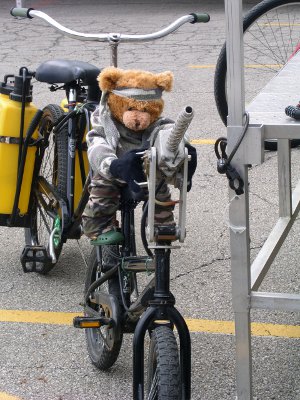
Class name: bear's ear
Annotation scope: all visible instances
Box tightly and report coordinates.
[98,67,124,91]
[155,71,173,92]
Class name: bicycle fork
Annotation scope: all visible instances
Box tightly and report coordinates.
[132,244,191,400]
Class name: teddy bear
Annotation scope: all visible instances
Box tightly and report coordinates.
[82,66,197,246]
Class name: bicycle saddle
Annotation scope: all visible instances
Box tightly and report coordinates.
[35,59,100,85]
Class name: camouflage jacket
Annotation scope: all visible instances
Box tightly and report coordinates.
[86,105,174,180]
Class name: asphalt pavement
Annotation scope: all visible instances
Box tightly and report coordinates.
[0,1,299,399]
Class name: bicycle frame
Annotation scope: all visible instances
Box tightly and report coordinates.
[61,82,91,220]
[79,187,191,399]
[42,81,94,238]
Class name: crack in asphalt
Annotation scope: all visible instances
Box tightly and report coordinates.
[249,190,277,207]
[171,254,231,281]
[171,242,266,282]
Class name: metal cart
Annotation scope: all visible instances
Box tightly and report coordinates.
[224,0,300,398]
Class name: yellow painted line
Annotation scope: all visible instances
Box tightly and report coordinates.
[188,64,216,69]
[0,309,75,326]
[0,393,22,400]
[188,64,282,69]
[186,318,235,335]
[0,309,299,338]
[259,22,300,27]
[251,322,300,338]
[186,319,300,338]
[190,139,216,145]
[244,64,283,69]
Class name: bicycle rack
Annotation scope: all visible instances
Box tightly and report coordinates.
[225,1,300,398]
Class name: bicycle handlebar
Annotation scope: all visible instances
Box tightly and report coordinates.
[190,13,210,23]
[10,8,210,43]
[10,7,33,18]
[167,106,194,152]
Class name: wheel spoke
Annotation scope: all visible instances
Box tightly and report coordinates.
[244,4,300,107]
[37,200,52,234]
[97,326,111,351]
[147,370,158,400]
[215,0,300,139]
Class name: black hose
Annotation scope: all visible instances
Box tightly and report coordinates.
[84,264,119,304]
[17,67,27,168]
[141,202,152,257]
[227,111,249,164]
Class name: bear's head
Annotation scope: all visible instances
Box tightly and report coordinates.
[98,67,173,131]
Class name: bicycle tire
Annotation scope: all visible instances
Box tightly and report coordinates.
[147,326,181,400]
[24,104,68,274]
[214,0,300,150]
[85,246,123,370]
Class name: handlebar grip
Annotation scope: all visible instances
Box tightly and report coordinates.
[285,105,300,120]
[10,8,34,18]
[190,13,210,23]
[167,106,194,152]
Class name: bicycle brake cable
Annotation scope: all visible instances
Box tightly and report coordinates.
[215,112,249,195]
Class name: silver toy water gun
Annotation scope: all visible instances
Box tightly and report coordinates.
[144,106,194,244]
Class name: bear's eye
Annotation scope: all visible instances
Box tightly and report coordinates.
[128,107,133,111]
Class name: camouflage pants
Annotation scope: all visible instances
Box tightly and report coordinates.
[82,173,174,238]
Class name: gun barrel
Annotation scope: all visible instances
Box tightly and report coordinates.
[167,106,194,152]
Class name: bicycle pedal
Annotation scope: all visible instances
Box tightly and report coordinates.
[20,245,52,273]
[73,316,113,329]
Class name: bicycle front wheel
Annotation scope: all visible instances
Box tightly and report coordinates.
[214,0,300,150]
[147,326,181,400]
[24,104,68,274]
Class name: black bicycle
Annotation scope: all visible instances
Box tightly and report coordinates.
[214,0,300,150]
[74,106,195,400]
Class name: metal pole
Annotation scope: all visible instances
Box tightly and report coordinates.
[224,0,253,398]
[277,139,292,218]
[109,34,120,67]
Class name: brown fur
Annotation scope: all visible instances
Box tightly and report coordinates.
[98,67,173,131]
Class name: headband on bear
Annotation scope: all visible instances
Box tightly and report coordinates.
[111,87,163,101]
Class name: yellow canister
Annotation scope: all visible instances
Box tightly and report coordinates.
[0,72,38,215]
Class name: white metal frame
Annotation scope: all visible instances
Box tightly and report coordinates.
[225,1,300,398]
[16,0,24,7]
